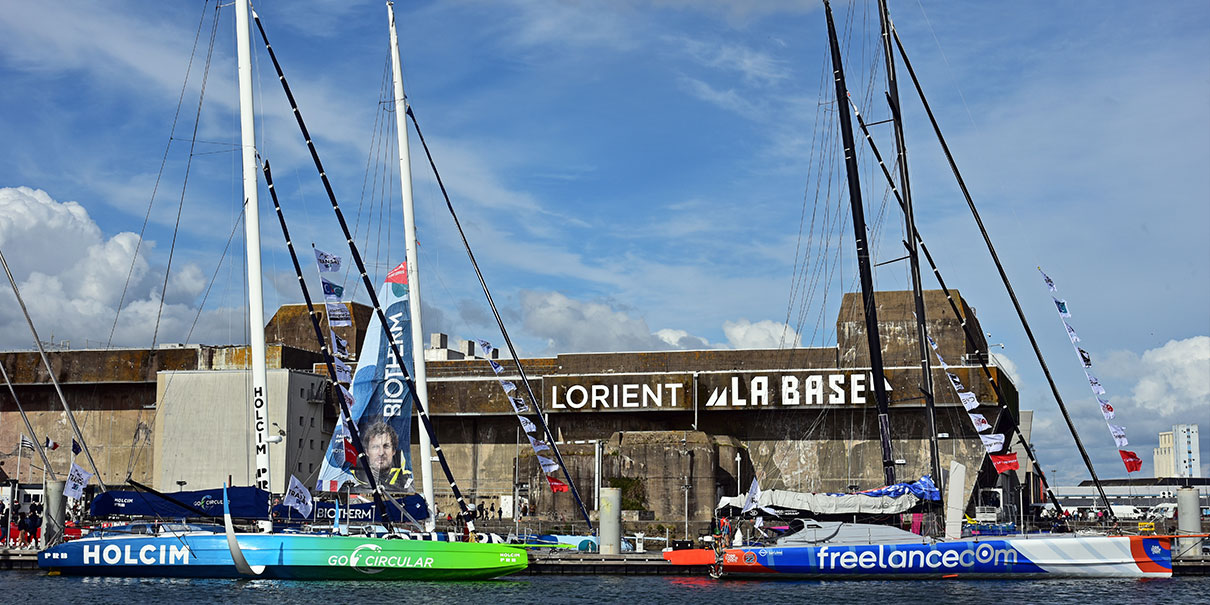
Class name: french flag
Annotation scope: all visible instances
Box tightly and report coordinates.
[45,437,60,451]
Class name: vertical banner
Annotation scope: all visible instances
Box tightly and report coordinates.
[317,261,415,493]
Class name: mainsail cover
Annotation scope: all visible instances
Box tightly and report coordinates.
[317,261,415,494]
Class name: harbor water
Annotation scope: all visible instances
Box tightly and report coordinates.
[3,571,1208,604]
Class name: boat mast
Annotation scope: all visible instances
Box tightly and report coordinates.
[824,0,896,486]
[236,0,273,511]
[877,0,943,499]
[387,1,436,532]
[889,26,1115,519]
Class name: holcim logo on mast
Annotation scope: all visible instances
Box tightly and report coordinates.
[253,385,268,489]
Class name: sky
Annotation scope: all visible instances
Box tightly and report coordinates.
[0,1,1207,483]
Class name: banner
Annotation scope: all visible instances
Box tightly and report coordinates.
[283,475,314,517]
[65,462,92,499]
[333,356,352,384]
[317,263,414,495]
[331,329,349,358]
[546,476,570,493]
[740,478,761,514]
[979,433,1006,453]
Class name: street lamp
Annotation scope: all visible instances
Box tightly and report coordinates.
[176,480,187,492]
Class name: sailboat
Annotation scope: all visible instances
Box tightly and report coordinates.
[664,0,1172,579]
[37,0,527,579]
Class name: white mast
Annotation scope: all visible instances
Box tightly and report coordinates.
[236,0,272,509]
[387,1,436,531]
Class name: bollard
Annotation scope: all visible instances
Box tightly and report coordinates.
[43,480,66,548]
[1175,487,1202,559]
[599,487,621,555]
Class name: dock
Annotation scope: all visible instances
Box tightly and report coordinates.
[0,549,38,570]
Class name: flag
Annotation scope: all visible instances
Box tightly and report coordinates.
[19,435,33,451]
[333,356,352,383]
[968,413,992,433]
[1109,424,1128,447]
[926,335,938,350]
[527,435,551,452]
[385,260,408,285]
[546,475,570,493]
[509,396,530,414]
[330,329,349,358]
[314,247,341,272]
[1077,348,1092,368]
[958,392,979,411]
[321,278,344,302]
[476,339,494,357]
[537,455,560,473]
[1098,397,1115,419]
[499,380,517,394]
[326,302,352,327]
[990,453,1020,474]
[71,439,82,456]
[45,437,60,451]
[740,478,762,514]
[1086,372,1106,395]
[946,373,964,392]
[1039,268,1056,292]
[1063,321,1080,343]
[518,416,537,433]
[1053,298,1071,317]
[979,433,1006,453]
[488,359,504,375]
[64,462,92,499]
[1119,449,1142,473]
[343,436,358,467]
[283,475,314,517]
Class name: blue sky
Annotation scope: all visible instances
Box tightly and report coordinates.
[0,1,1207,482]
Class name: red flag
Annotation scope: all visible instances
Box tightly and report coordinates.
[385,261,408,285]
[343,437,358,466]
[546,475,569,493]
[1119,449,1142,473]
[990,453,1019,474]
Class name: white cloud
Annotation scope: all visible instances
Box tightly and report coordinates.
[723,318,799,349]
[0,187,225,349]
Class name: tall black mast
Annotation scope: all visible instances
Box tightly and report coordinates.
[890,26,1115,519]
[825,0,896,486]
[877,0,943,498]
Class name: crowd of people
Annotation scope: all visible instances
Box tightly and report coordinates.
[0,500,44,549]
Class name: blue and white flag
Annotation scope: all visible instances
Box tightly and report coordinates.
[321,278,344,303]
[1098,397,1115,419]
[314,247,341,273]
[71,438,82,456]
[283,474,314,517]
[969,413,992,433]
[1064,321,1080,343]
[1086,372,1106,395]
[509,396,530,414]
[1053,298,1071,318]
[488,359,504,375]
[518,416,537,433]
[1039,267,1056,292]
[527,435,551,452]
[64,462,91,499]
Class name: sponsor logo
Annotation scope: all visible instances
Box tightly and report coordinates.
[743,551,756,565]
[82,544,190,565]
[326,544,434,573]
[814,544,1018,571]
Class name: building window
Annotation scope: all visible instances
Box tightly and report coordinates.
[309,463,314,473]
[297,463,302,472]
[310,417,315,427]
[299,416,304,426]
[310,439,314,450]
[298,439,303,449]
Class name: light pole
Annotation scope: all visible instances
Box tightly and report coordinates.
[176,480,187,492]
[735,452,742,497]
